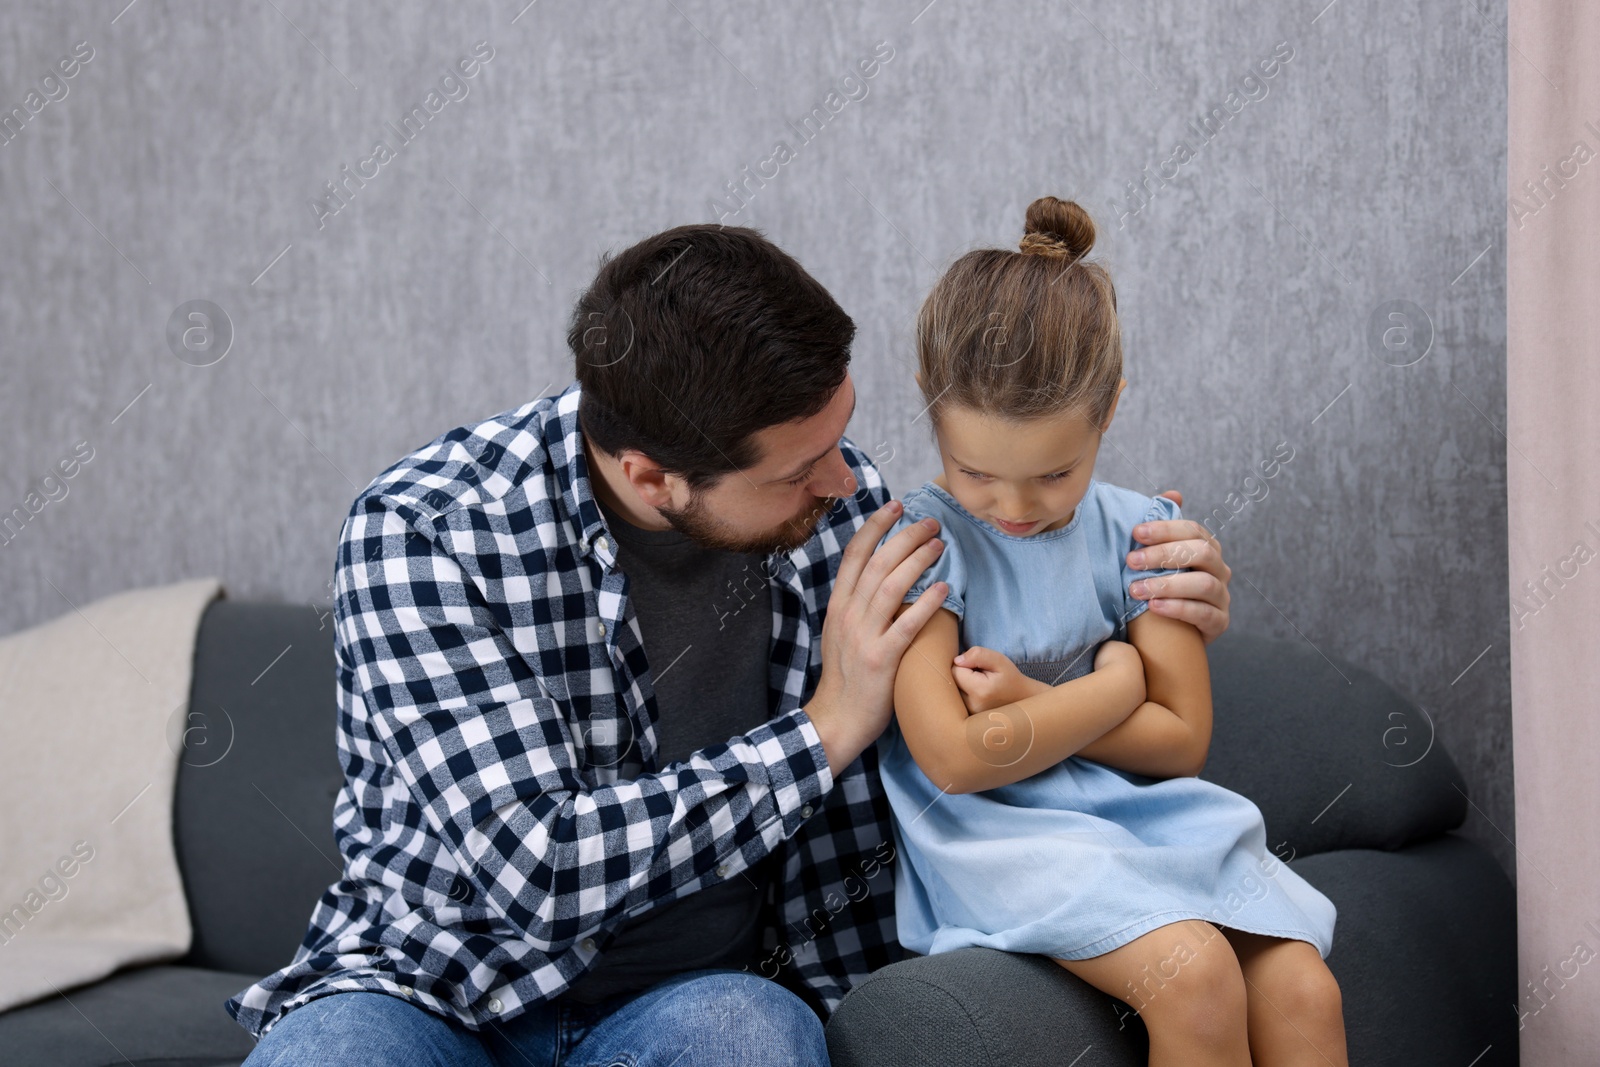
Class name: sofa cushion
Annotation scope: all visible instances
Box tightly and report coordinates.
[1289,837,1516,1062]
[825,835,1516,1067]
[1199,630,1468,856]
[174,601,346,976]
[0,964,258,1067]
[0,577,220,1014]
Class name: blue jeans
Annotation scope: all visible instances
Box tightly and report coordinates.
[239,967,830,1066]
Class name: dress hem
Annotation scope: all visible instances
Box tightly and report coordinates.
[916,908,1332,963]
[1044,909,1331,961]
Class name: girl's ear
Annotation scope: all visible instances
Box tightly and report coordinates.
[914,370,924,389]
[1099,377,1128,433]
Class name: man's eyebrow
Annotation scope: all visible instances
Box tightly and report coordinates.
[769,390,858,483]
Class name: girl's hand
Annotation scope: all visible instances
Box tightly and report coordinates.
[951,646,1035,715]
[1093,639,1147,713]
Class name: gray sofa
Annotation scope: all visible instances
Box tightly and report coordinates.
[0,601,1517,1065]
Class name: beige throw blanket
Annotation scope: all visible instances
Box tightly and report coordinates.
[0,577,224,1013]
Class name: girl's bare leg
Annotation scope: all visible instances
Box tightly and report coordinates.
[1220,928,1348,1067]
[1052,919,1251,1067]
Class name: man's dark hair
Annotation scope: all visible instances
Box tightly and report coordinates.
[568,223,854,492]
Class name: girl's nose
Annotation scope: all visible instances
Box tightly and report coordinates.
[994,487,1032,520]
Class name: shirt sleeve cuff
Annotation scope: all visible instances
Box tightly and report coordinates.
[749,703,830,840]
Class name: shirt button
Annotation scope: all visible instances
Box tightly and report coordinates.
[400,985,414,997]
[801,804,813,819]
[596,622,606,637]
[487,997,503,1013]
[715,863,729,877]
[581,937,597,952]
[597,536,609,552]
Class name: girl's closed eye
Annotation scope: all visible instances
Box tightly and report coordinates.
[958,468,1074,482]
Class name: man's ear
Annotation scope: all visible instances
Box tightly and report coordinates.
[619,450,676,508]
[1099,378,1128,433]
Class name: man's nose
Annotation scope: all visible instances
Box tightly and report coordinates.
[812,448,858,497]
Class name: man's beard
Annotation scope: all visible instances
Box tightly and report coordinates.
[658,488,835,556]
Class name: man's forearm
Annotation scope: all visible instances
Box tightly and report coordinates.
[802,690,872,782]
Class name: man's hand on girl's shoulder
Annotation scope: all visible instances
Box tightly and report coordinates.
[1128,488,1233,646]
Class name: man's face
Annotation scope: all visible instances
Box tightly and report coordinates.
[658,373,861,556]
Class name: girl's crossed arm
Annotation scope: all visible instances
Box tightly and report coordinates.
[955,610,1214,780]
[1074,610,1214,778]
[889,604,1150,794]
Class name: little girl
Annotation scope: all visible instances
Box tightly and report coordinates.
[874,197,1346,1067]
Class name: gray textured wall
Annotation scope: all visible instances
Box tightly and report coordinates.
[1,2,1511,878]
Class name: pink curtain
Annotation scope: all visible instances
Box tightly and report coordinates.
[1508,1,1600,1060]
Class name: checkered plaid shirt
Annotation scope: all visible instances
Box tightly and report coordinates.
[225,380,905,1037]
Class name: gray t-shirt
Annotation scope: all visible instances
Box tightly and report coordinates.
[555,492,777,1006]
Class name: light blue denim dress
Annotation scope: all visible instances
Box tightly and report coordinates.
[873,478,1337,960]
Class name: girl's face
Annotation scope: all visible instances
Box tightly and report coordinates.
[929,380,1125,537]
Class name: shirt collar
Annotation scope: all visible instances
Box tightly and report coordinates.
[545,380,617,569]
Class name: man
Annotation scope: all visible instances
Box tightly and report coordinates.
[227,223,1232,1065]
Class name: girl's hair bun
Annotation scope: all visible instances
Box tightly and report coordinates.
[1019,196,1095,260]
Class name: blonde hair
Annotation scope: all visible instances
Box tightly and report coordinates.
[915,196,1122,430]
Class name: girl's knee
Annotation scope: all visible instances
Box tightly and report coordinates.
[1134,928,1248,1044]
[1272,957,1344,1028]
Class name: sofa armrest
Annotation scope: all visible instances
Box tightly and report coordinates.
[826,945,1145,1067]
